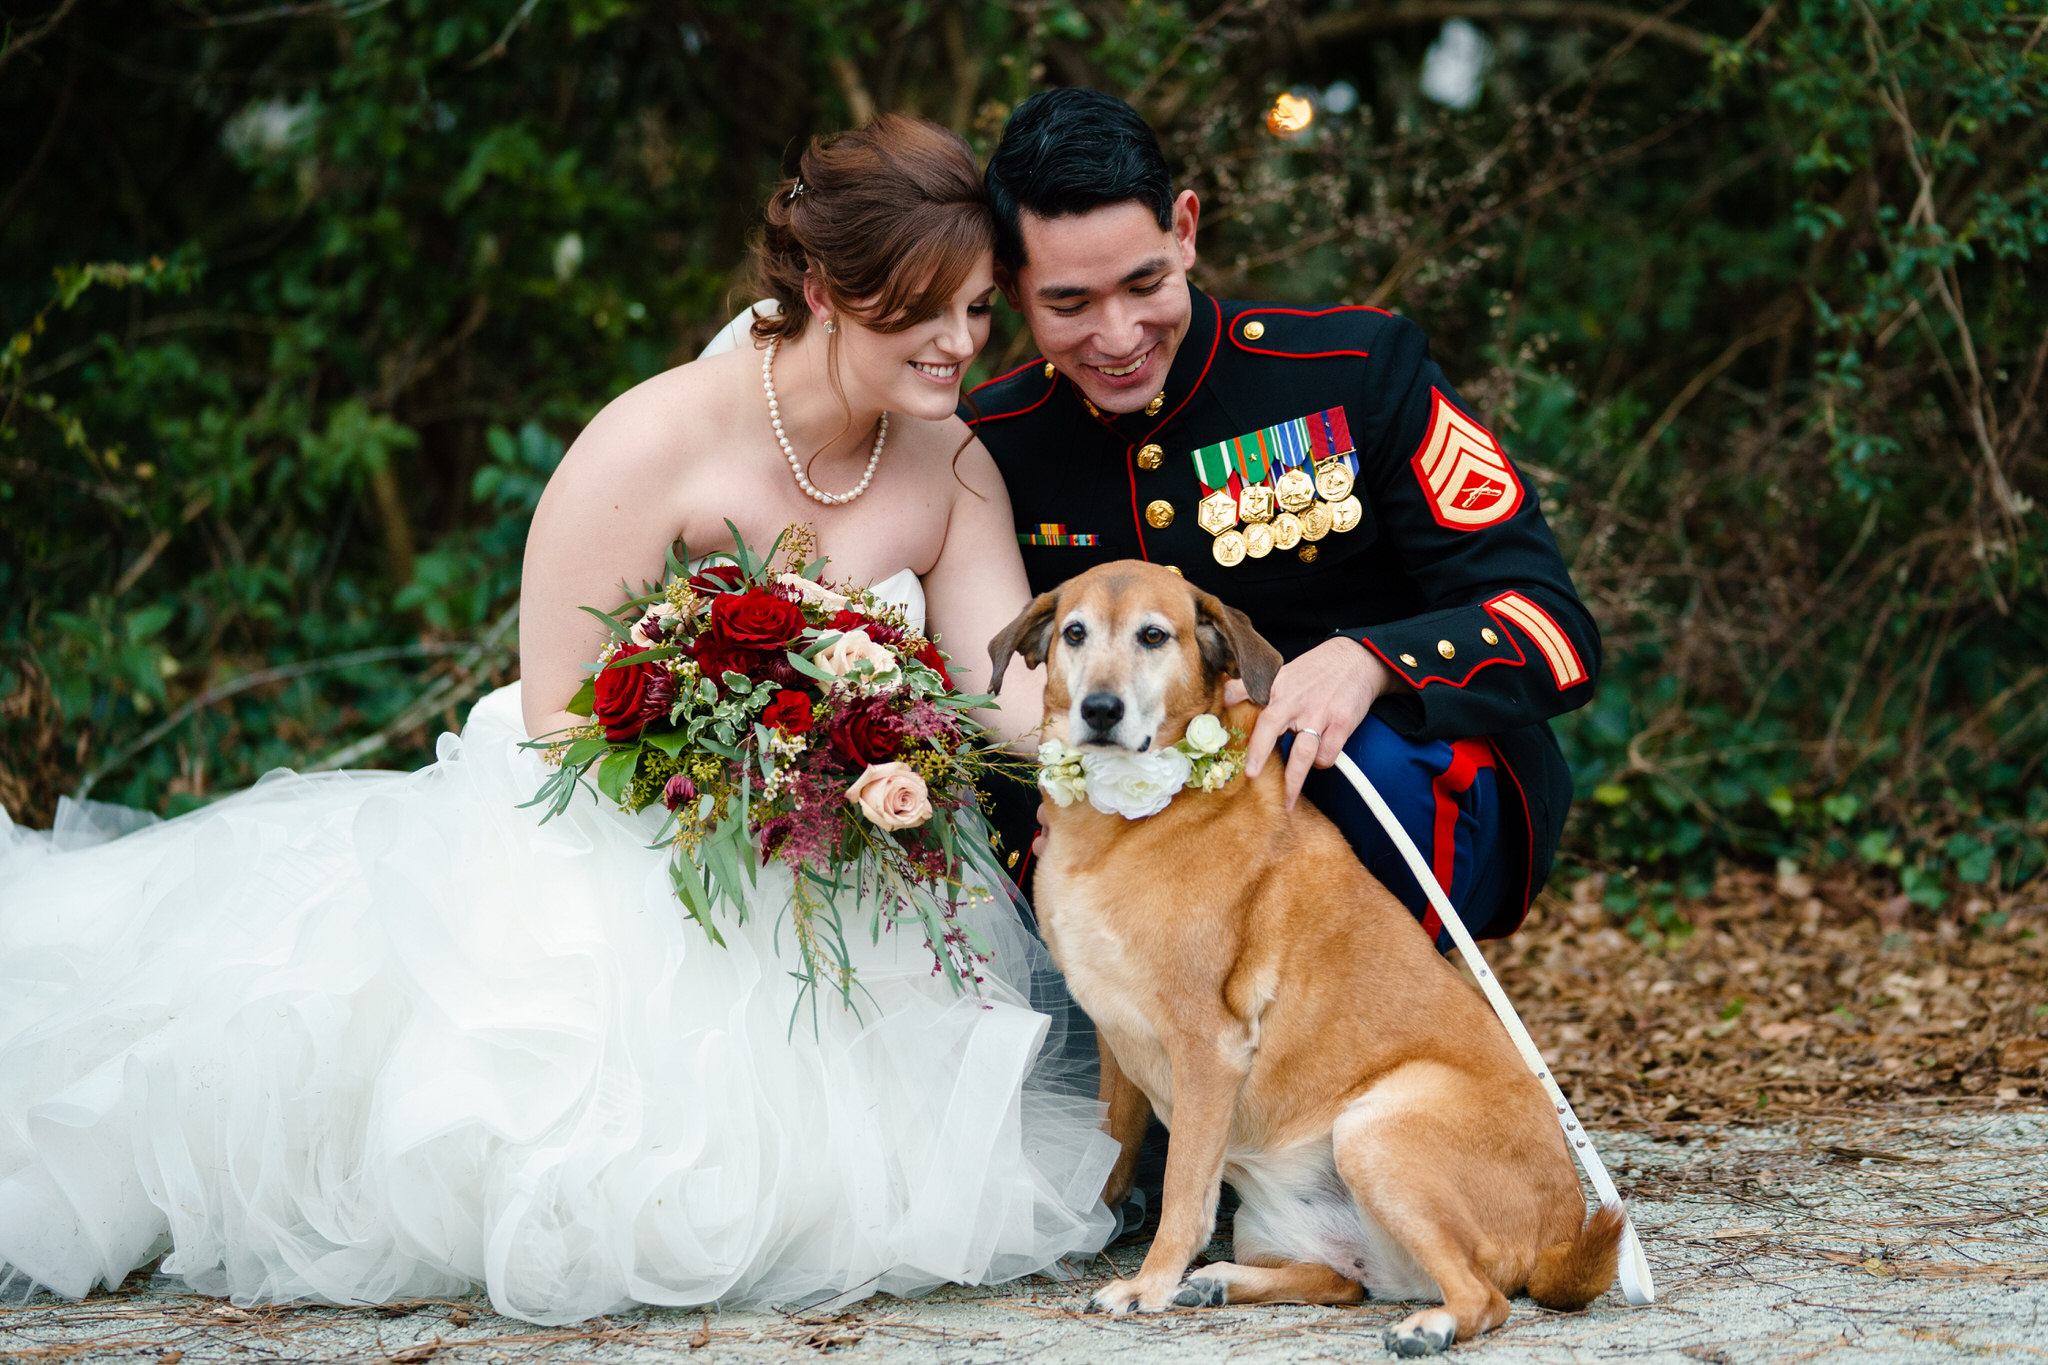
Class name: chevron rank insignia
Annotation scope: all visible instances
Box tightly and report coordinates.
[1410,389,1523,530]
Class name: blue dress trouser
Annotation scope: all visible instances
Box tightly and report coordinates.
[1284,716,1523,954]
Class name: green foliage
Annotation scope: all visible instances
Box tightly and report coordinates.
[1,0,2042,916]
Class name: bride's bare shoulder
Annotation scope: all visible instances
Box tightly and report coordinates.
[559,347,755,476]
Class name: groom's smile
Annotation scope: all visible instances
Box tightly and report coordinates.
[1005,196,1202,416]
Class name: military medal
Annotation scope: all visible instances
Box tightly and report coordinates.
[1189,440,1243,561]
[1191,406,1361,567]
[1275,466,1316,513]
[1314,460,1355,502]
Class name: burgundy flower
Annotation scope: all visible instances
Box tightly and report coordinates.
[593,645,656,742]
[912,640,953,690]
[762,689,815,735]
[661,773,697,811]
[827,607,906,648]
[693,635,769,688]
[713,589,806,648]
[688,562,746,595]
[830,698,903,768]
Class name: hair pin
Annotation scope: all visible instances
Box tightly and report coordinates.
[787,179,807,201]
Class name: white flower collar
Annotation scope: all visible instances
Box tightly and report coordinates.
[1038,714,1244,820]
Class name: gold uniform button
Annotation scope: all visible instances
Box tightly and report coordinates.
[1437,639,1456,659]
[1242,320,1265,341]
[1144,498,1175,529]
[1145,391,1165,416]
[1297,544,1318,563]
[1481,627,1499,646]
[1136,443,1165,470]
[1400,653,1418,668]
[1042,361,1055,378]
[1165,564,1183,577]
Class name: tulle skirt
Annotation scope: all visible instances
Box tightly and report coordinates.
[0,684,1116,1323]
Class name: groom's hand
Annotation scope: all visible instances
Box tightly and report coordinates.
[1232,638,1402,809]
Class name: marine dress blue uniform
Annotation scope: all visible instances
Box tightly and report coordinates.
[966,286,1600,947]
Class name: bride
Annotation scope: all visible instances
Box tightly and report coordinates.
[0,115,1115,1324]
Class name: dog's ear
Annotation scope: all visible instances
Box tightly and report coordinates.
[1193,592,1283,704]
[986,589,1060,696]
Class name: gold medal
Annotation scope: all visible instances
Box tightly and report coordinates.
[1270,511,1303,550]
[1275,466,1317,513]
[1237,482,1275,524]
[1330,494,1363,533]
[1300,501,1333,541]
[1244,520,1275,558]
[1211,529,1248,566]
[1314,459,1355,502]
[1197,489,1238,536]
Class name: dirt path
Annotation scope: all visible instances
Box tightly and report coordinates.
[5,1109,2042,1365]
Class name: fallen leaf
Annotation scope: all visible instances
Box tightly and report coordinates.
[387,1335,442,1363]
[1754,1020,1815,1042]
[445,1307,471,1328]
[162,1355,183,1365]
[689,1314,712,1349]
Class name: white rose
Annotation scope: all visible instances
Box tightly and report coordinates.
[775,573,851,613]
[1082,748,1193,820]
[1183,713,1228,754]
[846,761,933,830]
[814,628,898,680]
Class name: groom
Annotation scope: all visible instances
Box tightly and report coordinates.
[968,88,1600,950]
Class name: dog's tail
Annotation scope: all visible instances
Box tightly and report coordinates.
[1525,1201,1626,1311]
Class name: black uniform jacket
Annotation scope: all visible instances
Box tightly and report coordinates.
[963,285,1601,917]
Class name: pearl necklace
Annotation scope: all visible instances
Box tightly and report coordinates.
[763,337,887,506]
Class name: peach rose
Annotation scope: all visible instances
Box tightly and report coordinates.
[774,573,851,613]
[815,627,897,680]
[845,761,932,831]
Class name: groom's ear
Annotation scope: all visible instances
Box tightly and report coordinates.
[986,590,1059,696]
[1192,590,1281,705]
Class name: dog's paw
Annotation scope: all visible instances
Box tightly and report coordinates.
[1171,1276,1227,1309]
[1383,1308,1457,1357]
[1087,1276,1187,1315]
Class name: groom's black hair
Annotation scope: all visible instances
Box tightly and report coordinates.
[985,88,1174,269]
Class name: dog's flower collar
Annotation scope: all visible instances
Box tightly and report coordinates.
[1037,715,1246,821]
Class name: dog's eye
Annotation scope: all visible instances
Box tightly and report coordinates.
[1137,625,1169,648]
[1063,622,1087,645]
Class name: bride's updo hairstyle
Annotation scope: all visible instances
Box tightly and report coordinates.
[750,114,994,345]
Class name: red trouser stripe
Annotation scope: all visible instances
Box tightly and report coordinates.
[1421,738,1497,943]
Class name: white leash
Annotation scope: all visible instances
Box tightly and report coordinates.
[1333,752,1655,1307]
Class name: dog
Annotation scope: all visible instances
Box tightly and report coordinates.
[988,560,1622,1356]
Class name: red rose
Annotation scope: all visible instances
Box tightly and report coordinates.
[693,635,768,688]
[713,589,806,648]
[762,689,814,735]
[913,640,952,690]
[830,700,902,767]
[828,607,906,647]
[594,645,656,742]
[688,562,746,595]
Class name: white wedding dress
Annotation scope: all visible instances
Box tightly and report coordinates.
[0,567,1117,1324]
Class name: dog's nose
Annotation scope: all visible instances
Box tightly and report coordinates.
[1079,692,1125,734]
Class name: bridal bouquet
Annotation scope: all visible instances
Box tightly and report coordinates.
[527,525,1011,1011]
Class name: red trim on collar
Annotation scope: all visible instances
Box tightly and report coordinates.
[1139,293,1223,442]
[965,359,1056,425]
[1231,305,1388,360]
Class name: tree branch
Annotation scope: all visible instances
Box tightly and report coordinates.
[1300,0,1716,55]
[0,0,81,75]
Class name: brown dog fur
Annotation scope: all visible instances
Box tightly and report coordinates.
[990,561,1621,1352]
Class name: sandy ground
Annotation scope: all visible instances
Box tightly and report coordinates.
[3,1109,2043,1365]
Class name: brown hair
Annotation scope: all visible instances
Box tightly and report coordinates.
[750,114,994,345]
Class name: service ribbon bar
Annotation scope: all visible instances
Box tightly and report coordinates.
[1018,523,1099,547]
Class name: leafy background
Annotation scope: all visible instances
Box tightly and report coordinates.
[4,0,2043,934]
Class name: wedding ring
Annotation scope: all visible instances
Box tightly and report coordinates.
[1295,727,1321,739]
